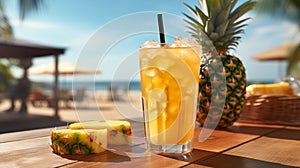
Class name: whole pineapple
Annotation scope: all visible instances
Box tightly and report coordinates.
[184,0,256,127]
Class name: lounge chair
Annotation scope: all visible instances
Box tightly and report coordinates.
[28,90,50,107]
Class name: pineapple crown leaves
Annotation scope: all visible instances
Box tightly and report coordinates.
[183,0,256,53]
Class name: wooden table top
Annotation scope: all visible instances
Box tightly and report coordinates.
[1,121,299,168]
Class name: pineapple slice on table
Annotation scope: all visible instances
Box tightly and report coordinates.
[69,120,132,145]
[246,82,295,95]
[51,129,107,155]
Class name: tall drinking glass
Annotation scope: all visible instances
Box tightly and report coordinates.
[139,39,201,154]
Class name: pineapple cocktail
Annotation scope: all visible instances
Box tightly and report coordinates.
[139,38,200,154]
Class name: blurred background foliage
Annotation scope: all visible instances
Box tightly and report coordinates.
[0,0,43,94]
[0,60,14,93]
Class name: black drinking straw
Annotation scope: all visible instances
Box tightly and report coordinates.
[157,14,166,45]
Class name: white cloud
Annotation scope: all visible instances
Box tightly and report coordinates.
[252,20,299,42]
[254,25,275,35]
[10,19,61,30]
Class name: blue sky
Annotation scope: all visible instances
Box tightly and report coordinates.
[4,0,300,82]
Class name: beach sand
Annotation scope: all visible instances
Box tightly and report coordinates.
[0,91,143,133]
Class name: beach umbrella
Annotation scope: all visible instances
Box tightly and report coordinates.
[252,42,300,77]
[29,61,101,75]
[29,61,101,110]
[253,42,297,61]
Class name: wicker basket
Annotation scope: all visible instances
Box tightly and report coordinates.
[239,94,300,126]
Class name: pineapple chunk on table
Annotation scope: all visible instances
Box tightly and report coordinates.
[69,120,132,145]
[246,82,295,95]
[51,129,107,155]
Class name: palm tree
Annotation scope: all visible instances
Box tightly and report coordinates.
[255,0,300,76]
[0,1,13,38]
[256,0,300,26]
[0,0,44,38]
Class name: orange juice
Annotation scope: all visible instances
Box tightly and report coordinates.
[139,42,200,154]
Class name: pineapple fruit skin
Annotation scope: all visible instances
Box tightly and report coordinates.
[69,120,132,145]
[51,129,107,155]
[246,82,294,95]
[197,55,247,127]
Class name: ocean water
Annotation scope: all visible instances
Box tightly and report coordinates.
[33,79,273,93]
[58,81,141,91]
